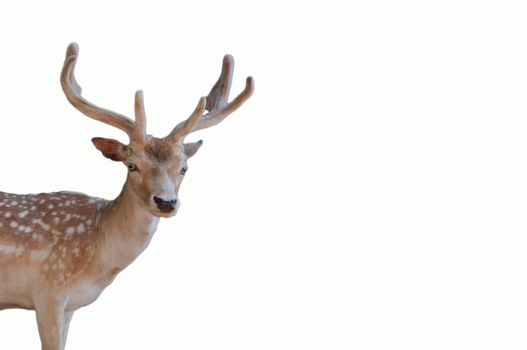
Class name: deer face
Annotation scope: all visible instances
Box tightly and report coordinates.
[91,136,203,217]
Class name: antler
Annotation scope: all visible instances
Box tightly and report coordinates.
[60,43,147,142]
[168,54,254,140]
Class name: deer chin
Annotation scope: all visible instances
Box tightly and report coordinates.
[149,209,178,218]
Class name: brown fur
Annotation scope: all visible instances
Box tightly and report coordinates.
[144,138,175,163]
[0,192,103,287]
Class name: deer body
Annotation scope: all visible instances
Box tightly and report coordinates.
[0,188,157,312]
[0,43,253,350]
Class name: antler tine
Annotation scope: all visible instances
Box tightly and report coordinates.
[205,54,235,111]
[134,90,147,142]
[65,43,82,95]
[167,97,207,141]
[60,43,136,139]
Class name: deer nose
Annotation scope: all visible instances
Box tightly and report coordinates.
[153,196,177,212]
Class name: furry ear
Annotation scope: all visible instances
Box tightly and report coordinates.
[91,137,129,161]
[184,140,203,158]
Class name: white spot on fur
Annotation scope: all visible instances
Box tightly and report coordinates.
[53,217,60,225]
[14,246,24,256]
[64,214,72,221]
[77,223,85,234]
[10,221,18,228]
[4,212,11,218]
[30,206,36,211]
[32,219,50,231]
[57,259,66,270]
[10,201,17,206]
[30,250,49,261]
[19,210,28,218]
[47,204,54,209]
[66,227,75,234]
[0,245,15,255]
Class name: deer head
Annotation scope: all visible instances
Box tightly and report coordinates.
[60,43,254,217]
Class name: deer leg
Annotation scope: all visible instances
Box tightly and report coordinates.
[35,300,67,350]
[61,311,74,350]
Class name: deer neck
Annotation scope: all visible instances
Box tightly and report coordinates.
[96,179,160,273]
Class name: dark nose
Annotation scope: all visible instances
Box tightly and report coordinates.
[153,196,177,213]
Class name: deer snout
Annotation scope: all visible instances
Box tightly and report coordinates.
[153,196,178,213]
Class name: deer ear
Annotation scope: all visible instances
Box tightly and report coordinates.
[91,137,129,161]
[184,140,203,158]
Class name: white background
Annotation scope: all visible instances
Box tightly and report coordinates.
[0,1,526,349]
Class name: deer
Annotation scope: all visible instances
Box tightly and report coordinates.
[0,43,253,350]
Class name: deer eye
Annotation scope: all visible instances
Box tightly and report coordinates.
[127,163,137,172]
[180,167,188,175]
